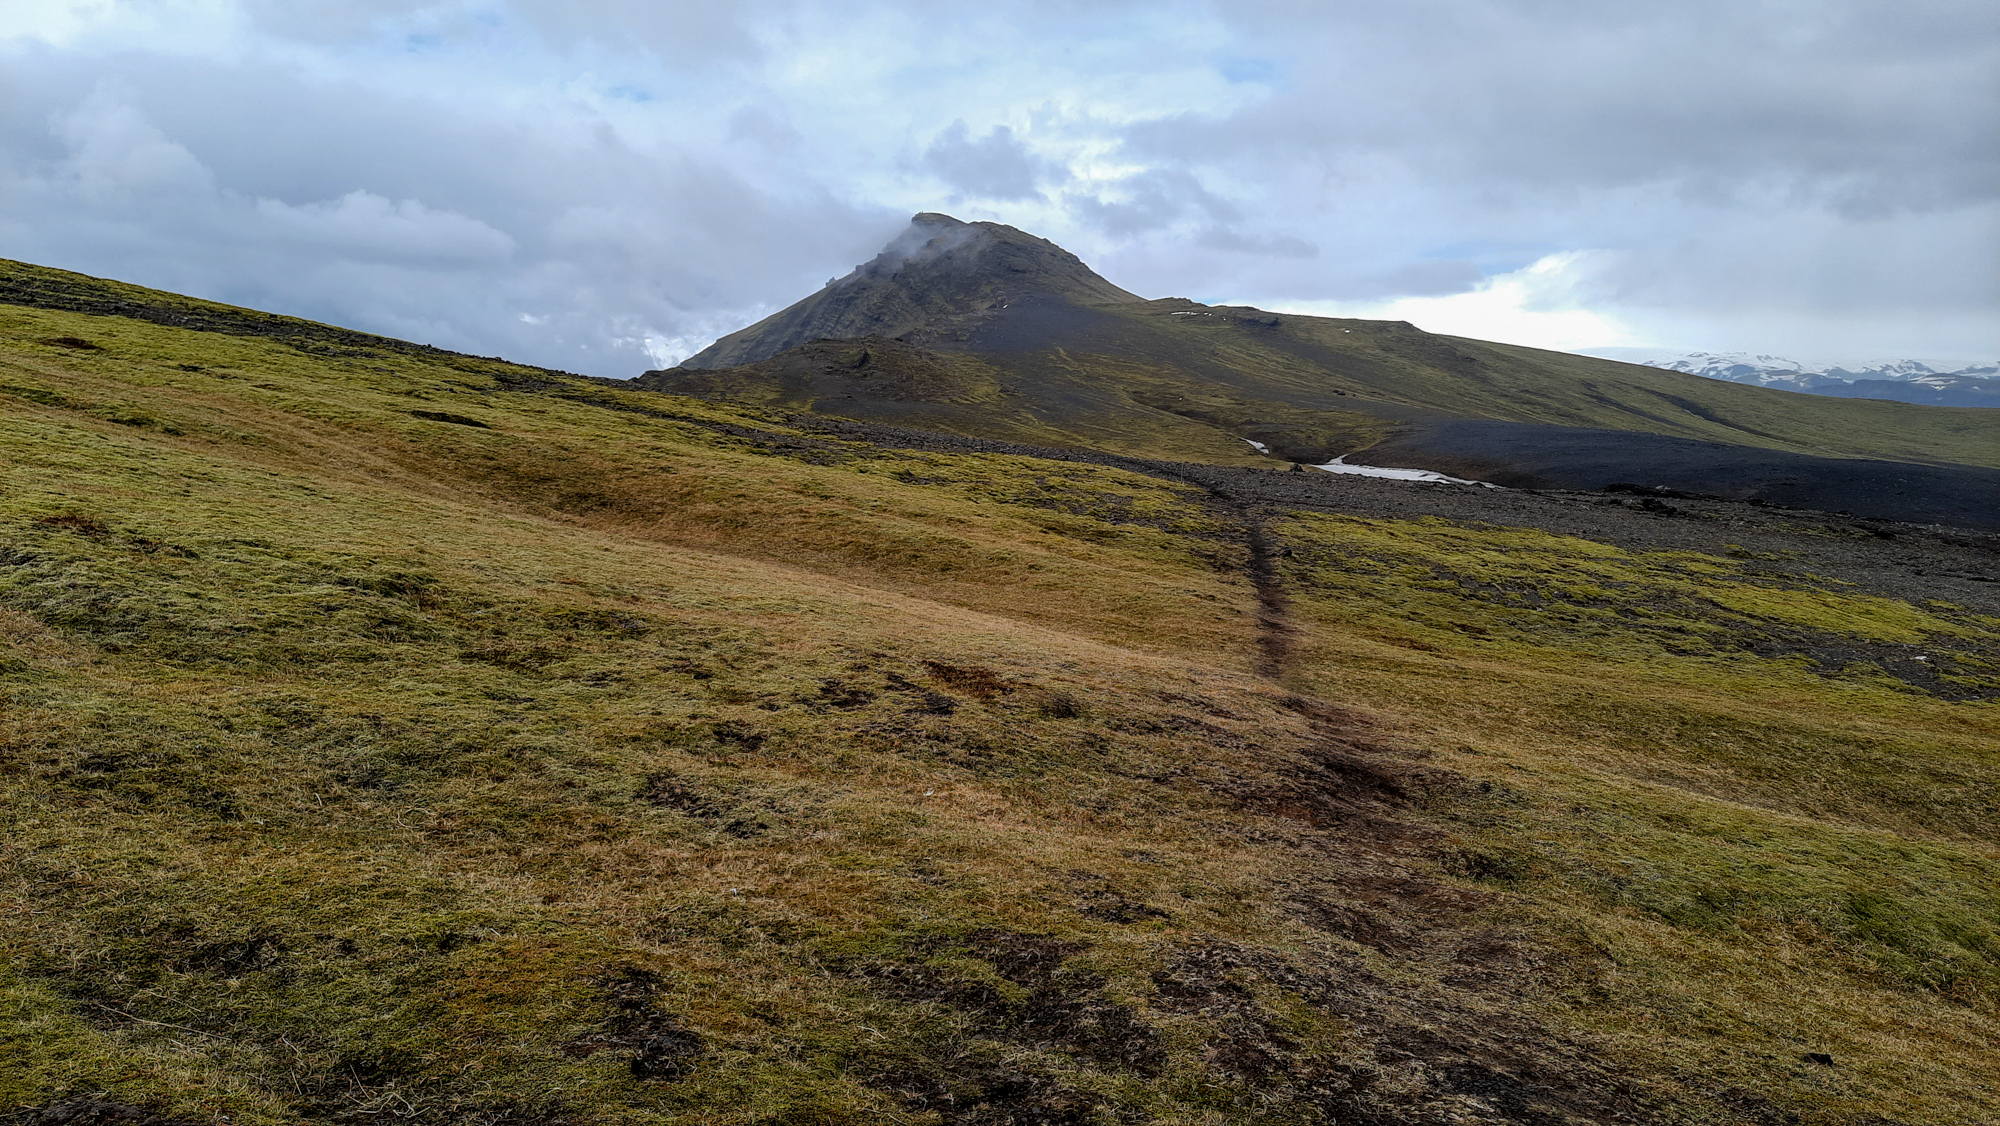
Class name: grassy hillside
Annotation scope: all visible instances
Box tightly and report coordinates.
[3,267,1999,1125]
[646,295,2000,474]
[1091,303,2000,467]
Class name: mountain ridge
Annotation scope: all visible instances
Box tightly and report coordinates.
[1644,351,2000,409]
[642,214,2000,526]
[681,213,1143,369]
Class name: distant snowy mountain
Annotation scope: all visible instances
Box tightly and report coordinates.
[1646,352,2000,408]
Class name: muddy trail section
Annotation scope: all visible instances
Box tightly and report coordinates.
[1240,520,1296,676]
[816,692,1671,1126]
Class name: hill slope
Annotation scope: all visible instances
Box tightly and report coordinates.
[3,260,2000,1125]
[683,213,1142,370]
[641,217,2000,525]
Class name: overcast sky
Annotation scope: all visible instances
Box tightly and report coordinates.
[4,0,1995,377]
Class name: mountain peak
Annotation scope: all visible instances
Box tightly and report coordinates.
[679,213,1140,369]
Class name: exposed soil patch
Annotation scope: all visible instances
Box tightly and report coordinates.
[561,968,705,1081]
[970,931,1168,1073]
[883,669,960,714]
[10,1100,206,1126]
[1154,941,1657,1126]
[407,409,492,429]
[846,928,1167,1082]
[863,1063,1111,1126]
[811,676,877,710]
[1076,888,1170,924]
[638,772,771,837]
[1241,521,1297,676]
[35,514,110,537]
[1205,697,1459,853]
[922,660,1014,699]
[1289,896,1422,955]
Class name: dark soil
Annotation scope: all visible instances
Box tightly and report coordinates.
[408,409,493,429]
[9,1101,205,1126]
[850,928,1168,1077]
[561,968,706,1081]
[1207,705,1715,1125]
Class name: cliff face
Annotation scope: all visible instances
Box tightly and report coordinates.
[678,213,1141,369]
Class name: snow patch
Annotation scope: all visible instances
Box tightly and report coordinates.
[1645,351,2000,388]
[1244,439,1493,487]
[1312,457,1496,487]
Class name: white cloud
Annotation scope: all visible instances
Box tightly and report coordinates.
[254,191,515,262]
[1271,251,1645,353]
[922,121,1054,201]
[55,90,216,199]
[3,0,243,52]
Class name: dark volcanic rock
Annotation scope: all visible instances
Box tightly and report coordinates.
[678,213,1141,369]
[638,335,980,407]
[1358,419,2000,529]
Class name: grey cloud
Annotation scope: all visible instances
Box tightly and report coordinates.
[1288,259,1485,300]
[0,58,897,375]
[254,192,516,263]
[0,0,1991,371]
[1195,227,1318,259]
[922,121,1052,201]
[1126,0,1999,215]
[509,0,770,66]
[242,0,771,66]
[237,0,437,42]
[727,106,801,150]
[1068,0,1996,354]
[1069,168,1239,236]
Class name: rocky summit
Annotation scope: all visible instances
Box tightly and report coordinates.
[681,213,1141,369]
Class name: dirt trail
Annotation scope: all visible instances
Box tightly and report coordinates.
[1044,452,1301,679]
[1238,516,1296,677]
[1162,479,1296,678]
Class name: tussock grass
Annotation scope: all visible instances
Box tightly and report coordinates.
[1277,512,2000,1121]
[1,284,1996,1124]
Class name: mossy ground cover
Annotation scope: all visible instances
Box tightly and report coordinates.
[1276,513,2000,1122]
[2,278,1997,1124]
